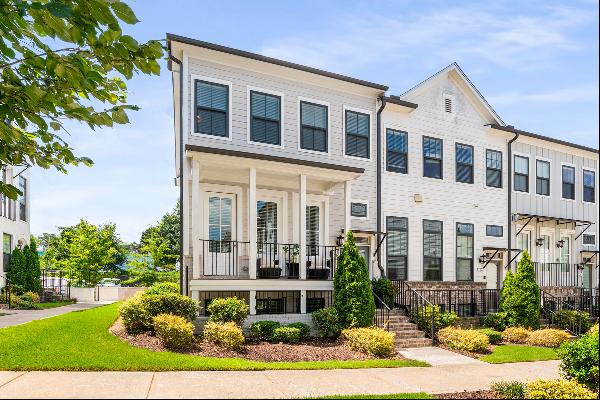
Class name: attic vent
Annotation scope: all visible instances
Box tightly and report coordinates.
[444,97,453,113]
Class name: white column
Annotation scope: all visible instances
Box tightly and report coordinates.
[299,174,307,280]
[248,168,257,280]
[182,156,191,258]
[249,290,257,315]
[344,180,352,235]
[191,159,202,279]
[300,290,307,314]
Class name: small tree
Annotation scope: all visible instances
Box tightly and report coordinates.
[7,246,26,291]
[24,237,42,293]
[333,231,375,328]
[501,250,540,329]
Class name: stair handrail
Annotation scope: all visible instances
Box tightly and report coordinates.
[372,289,391,331]
[540,288,582,336]
[403,281,437,344]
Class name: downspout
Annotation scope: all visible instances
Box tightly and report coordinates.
[169,48,184,295]
[376,96,387,277]
[507,130,520,274]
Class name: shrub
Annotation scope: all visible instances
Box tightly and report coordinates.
[341,327,395,357]
[372,277,394,307]
[312,307,341,338]
[526,328,570,348]
[271,327,301,344]
[206,297,249,326]
[119,294,153,333]
[437,327,489,353]
[250,321,281,340]
[525,379,597,399]
[478,328,503,344]
[411,305,458,333]
[502,327,531,344]
[484,312,508,331]
[558,329,599,392]
[153,313,195,349]
[22,291,40,304]
[491,381,526,399]
[7,293,35,310]
[145,282,180,296]
[333,231,375,328]
[286,322,310,339]
[554,310,592,333]
[589,324,598,334]
[500,250,540,329]
[203,321,244,351]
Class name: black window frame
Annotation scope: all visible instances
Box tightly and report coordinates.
[350,202,368,218]
[386,128,408,174]
[486,225,503,237]
[485,149,503,188]
[562,165,576,200]
[18,176,26,222]
[456,223,474,282]
[536,159,551,196]
[423,219,443,281]
[249,90,281,146]
[423,136,443,180]
[387,216,408,281]
[514,155,529,193]
[455,143,474,184]
[194,79,229,137]
[345,110,370,159]
[582,234,595,246]
[300,101,328,153]
[583,169,595,203]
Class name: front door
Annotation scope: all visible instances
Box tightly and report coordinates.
[203,193,237,276]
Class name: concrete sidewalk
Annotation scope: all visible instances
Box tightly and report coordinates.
[0,360,560,399]
[0,302,111,329]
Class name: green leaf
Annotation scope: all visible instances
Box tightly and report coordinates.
[111,108,129,124]
[110,2,139,24]
[50,121,61,131]
[45,2,73,18]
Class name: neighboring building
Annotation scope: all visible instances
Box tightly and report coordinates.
[1,165,31,286]
[168,34,599,323]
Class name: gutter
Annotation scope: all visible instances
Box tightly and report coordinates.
[376,96,387,276]
[507,131,520,274]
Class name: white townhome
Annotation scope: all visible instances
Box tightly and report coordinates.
[0,165,31,287]
[168,34,598,326]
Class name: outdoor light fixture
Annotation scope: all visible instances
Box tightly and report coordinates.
[478,254,487,264]
[536,238,544,247]
[556,239,565,248]
[336,232,344,247]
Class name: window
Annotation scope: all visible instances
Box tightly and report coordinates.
[350,202,368,218]
[423,137,443,179]
[562,165,575,200]
[386,129,408,173]
[257,201,277,244]
[455,143,474,184]
[583,234,596,245]
[250,91,280,145]
[560,236,570,265]
[2,233,11,272]
[208,196,232,252]
[456,223,474,281]
[18,177,26,222]
[514,155,529,192]
[256,298,284,314]
[306,205,320,256]
[583,170,595,203]
[536,160,550,196]
[387,216,408,280]
[345,110,370,158]
[300,101,327,152]
[486,225,503,237]
[194,80,228,137]
[423,220,443,281]
[517,232,530,254]
[486,149,502,188]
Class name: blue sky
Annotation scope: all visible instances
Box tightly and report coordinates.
[31,0,599,242]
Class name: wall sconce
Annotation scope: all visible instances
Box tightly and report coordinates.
[336,233,344,247]
[478,254,487,264]
[535,238,544,247]
[556,239,565,248]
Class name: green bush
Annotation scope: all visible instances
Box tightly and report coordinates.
[145,282,180,296]
[286,322,310,339]
[484,312,508,331]
[502,327,531,344]
[526,328,570,348]
[153,313,195,349]
[554,310,592,333]
[119,294,153,333]
[438,327,489,353]
[500,250,540,329]
[558,329,599,392]
[411,305,458,333]
[525,379,597,399]
[203,321,245,351]
[341,327,395,357]
[491,380,526,399]
[271,327,301,344]
[371,277,394,307]
[333,231,375,328]
[250,321,281,340]
[206,297,249,326]
[312,307,341,338]
[7,293,35,309]
[478,328,503,344]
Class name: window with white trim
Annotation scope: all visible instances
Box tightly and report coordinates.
[345,110,370,158]
[486,149,502,188]
[250,91,281,145]
[350,202,368,218]
[300,101,327,152]
[536,160,550,196]
[583,170,595,203]
[486,225,503,237]
[562,165,575,200]
[514,155,529,192]
[195,80,228,137]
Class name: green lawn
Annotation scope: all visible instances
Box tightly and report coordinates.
[306,394,433,399]
[33,300,75,310]
[480,344,559,364]
[0,303,428,371]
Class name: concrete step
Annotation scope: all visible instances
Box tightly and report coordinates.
[387,323,420,330]
[393,330,426,339]
[395,337,433,348]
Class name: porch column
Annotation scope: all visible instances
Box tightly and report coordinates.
[248,168,257,279]
[300,290,307,314]
[299,174,307,280]
[344,180,352,234]
[191,159,202,279]
[249,290,257,315]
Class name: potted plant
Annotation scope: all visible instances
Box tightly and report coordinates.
[283,244,300,279]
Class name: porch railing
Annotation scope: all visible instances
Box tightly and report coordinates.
[257,243,300,279]
[200,239,250,278]
[540,289,593,336]
[533,262,581,287]
[306,245,339,280]
[372,289,390,331]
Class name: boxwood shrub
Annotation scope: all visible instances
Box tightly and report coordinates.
[558,329,599,392]
[438,327,489,353]
[478,328,503,344]
[271,327,301,344]
[203,321,245,351]
[206,297,249,326]
[153,313,195,349]
[286,322,310,339]
[250,321,281,340]
[341,327,395,357]
[312,307,340,338]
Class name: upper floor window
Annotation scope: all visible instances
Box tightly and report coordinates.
[486,149,502,188]
[423,136,443,179]
[536,160,550,196]
[582,233,596,246]
[18,177,26,222]
[423,219,443,281]
[456,223,474,281]
[300,101,327,152]
[350,202,368,218]
[387,216,408,281]
[345,110,370,158]
[195,80,228,137]
[455,143,474,184]
[562,165,575,200]
[583,170,595,203]
[2,233,12,272]
[386,129,408,174]
[514,155,529,192]
[486,225,503,237]
[250,91,281,145]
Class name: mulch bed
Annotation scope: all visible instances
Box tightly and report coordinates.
[435,390,503,399]
[110,319,406,362]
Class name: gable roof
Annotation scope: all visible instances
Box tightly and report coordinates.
[398,62,505,126]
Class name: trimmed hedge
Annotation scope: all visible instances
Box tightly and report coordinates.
[271,327,301,344]
[526,328,570,348]
[502,327,530,344]
[145,282,180,296]
[554,310,592,334]
[203,321,244,351]
[525,379,597,399]
[206,297,249,326]
[478,328,503,344]
[484,312,508,332]
[312,307,341,338]
[341,327,395,357]
[250,321,281,340]
[438,327,489,353]
[286,322,310,339]
[153,313,194,349]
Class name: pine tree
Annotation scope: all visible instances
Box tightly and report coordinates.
[24,237,42,292]
[500,250,541,329]
[333,231,375,328]
[7,247,26,291]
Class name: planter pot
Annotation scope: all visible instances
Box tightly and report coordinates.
[307,268,330,280]
[258,267,282,279]
[286,262,299,279]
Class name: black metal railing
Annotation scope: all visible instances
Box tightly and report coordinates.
[306,290,332,312]
[541,289,587,336]
[257,243,299,279]
[395,281,436,344]
[255,291,301,314]
[1,273,11,309]
[533,262,581,287]
[200,239,250,278]
[372,290,390,331]
[306,245,339,280]
[198,291,250,317]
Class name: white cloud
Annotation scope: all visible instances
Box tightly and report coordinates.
[488,84,599,106]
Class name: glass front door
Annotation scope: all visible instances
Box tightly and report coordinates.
[204,193,236,275]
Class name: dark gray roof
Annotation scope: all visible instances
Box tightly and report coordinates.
[383,96,418,109]
[490,124,599,154]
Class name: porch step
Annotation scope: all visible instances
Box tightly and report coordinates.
[395,337,433,348]
[394,330,426,339]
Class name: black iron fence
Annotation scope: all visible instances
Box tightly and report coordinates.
[533,262,581,287]
[540,289,597,336]
[199,239,250,278]
[256,291,301,314]
[306,290,332,312]
[257,242,299,278]
[306,245,339,280]
[372,290,390,331]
